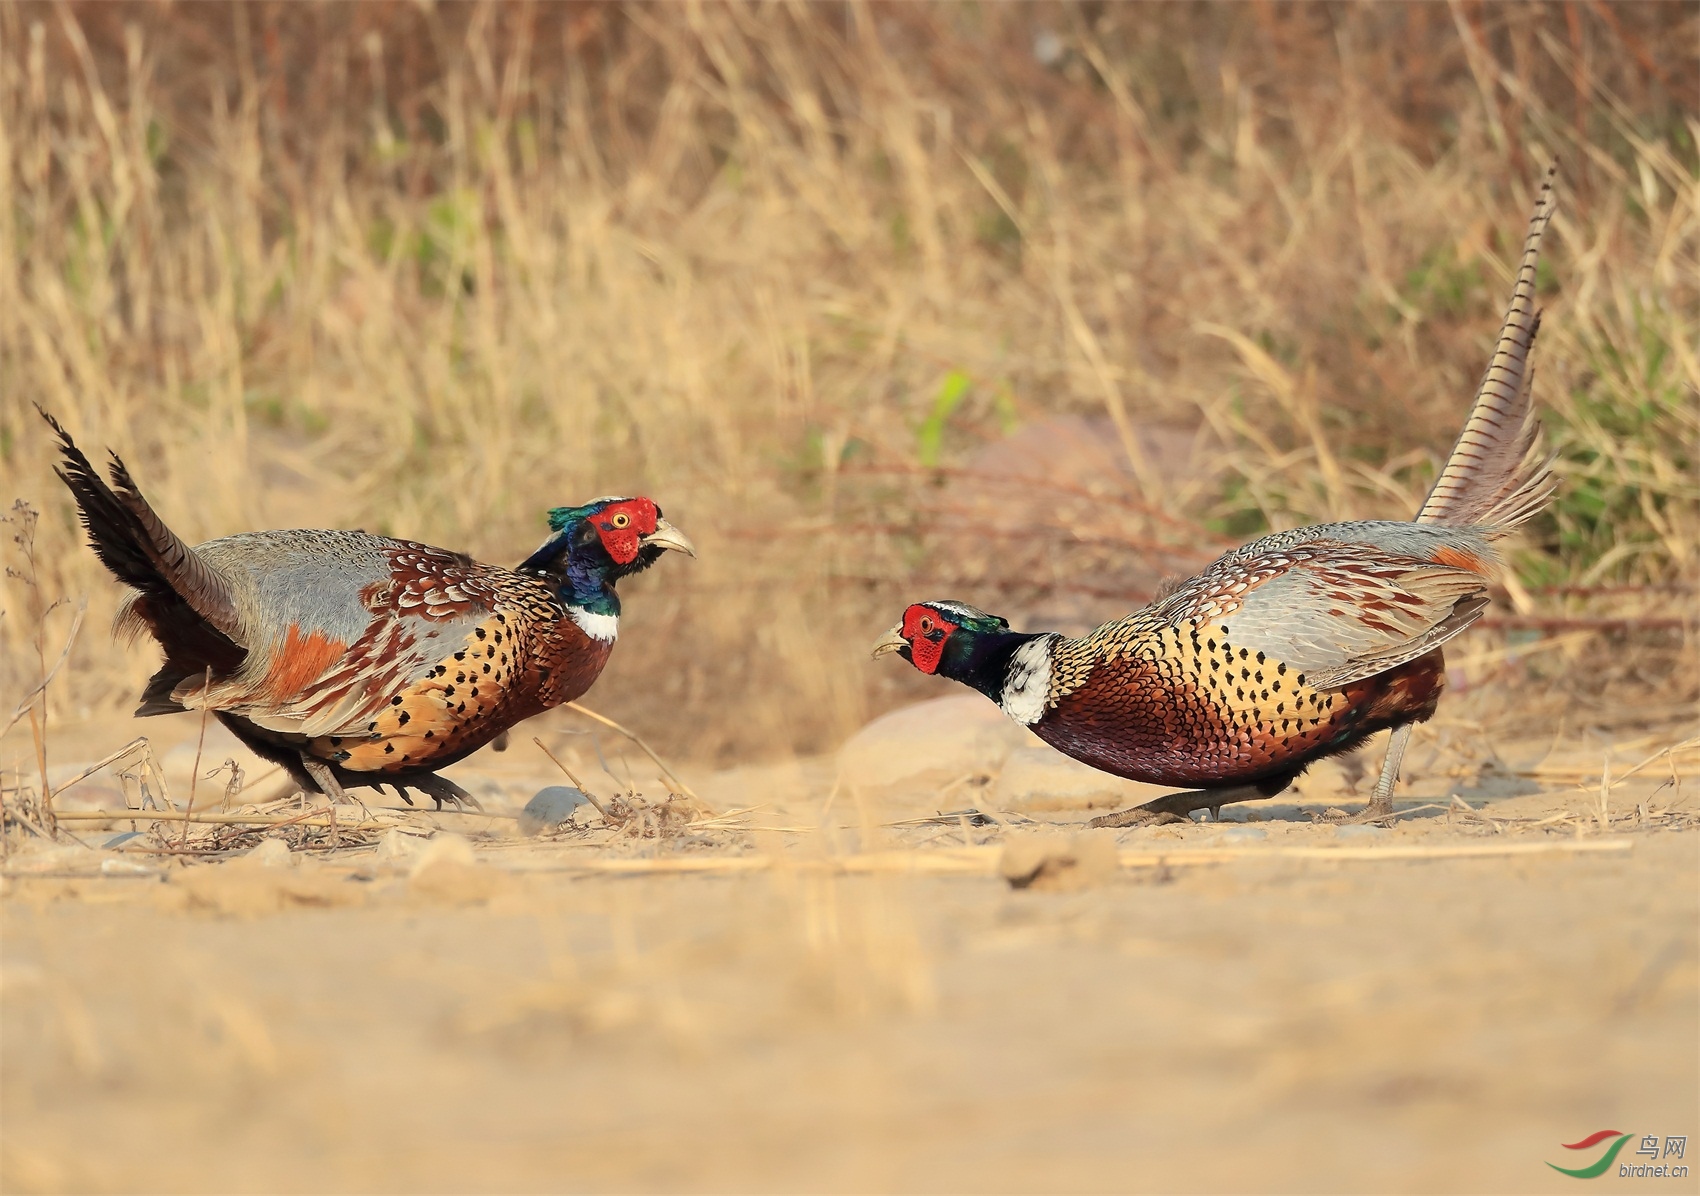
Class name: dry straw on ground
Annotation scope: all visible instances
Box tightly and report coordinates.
[1,3,1694,777]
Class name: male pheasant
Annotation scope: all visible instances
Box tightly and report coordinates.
[45,413,694,810]
[874,169,1560,824]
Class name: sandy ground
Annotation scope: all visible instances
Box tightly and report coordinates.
[3,706,1697,1194]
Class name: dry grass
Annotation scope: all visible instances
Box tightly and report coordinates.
[1,2,1694,773]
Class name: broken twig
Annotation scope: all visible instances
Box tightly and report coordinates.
[564,702,709,810]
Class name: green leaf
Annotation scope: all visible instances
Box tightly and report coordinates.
[916,371,972,467]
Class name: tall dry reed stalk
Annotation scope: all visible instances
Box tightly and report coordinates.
[1,3,1693,763]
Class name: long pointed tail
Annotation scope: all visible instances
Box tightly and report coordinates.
[40,408,246,644]
[1416,164,1560,532]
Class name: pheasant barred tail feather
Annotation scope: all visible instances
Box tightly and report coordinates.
[1416,163,1560,534]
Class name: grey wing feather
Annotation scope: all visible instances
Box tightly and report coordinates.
[190,531,499,738]
[1173,540,1492,691]
[195,529,397,647]
[1301,594,1488,689]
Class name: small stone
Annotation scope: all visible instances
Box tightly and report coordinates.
[375,828,421,862]
[410,833,475,874]
[998,832,1119,892]
[246,838,294,867]
[518,786,592,836]
[409,833,500,903]
[1334,824,1389,839]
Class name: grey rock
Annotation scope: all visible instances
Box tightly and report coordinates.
[519,786,592,835]
[837,696,1028,793]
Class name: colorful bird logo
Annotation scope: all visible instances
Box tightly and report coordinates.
[1547,1131,1635,1179]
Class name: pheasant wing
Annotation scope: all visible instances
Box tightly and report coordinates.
[1163,542,1490,691]
[187,538,511,738]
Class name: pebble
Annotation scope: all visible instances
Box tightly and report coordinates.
[246,838,294,867]
[518,786,593,836]
[376,827,421,862]
[408,833,501,903]
[998,832,1119,892]
[1334,824,1389,839]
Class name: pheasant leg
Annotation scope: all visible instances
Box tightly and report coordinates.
[1088,784,1269,828]
[299,756,346,802]
[1361,723,1413,820]
[406,773,485,813]
[299,756,374,820]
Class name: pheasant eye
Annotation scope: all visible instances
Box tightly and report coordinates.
[610,512,631,529]
[918,616,933,633]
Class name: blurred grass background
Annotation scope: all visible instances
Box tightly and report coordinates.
[1,1,1694,765]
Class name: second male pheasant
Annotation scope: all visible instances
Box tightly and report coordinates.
[875,169,1561,823]
[47,414,694,809]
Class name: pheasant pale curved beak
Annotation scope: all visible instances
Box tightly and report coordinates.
[641,519,696,557]
[871,625,907,660]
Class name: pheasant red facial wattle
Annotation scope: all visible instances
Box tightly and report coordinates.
[43,412,695,810]
[901,604,958,675]
[588,498,659,565]
[874,167,1563,826]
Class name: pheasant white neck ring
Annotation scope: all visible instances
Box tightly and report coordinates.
[999,635,1057,725]
[568,607,619,643]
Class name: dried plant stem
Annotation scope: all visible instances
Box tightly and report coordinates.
[41,738,150,799]
[180,669,212,846]
[512,837,1634,878]
[1156,839,1635,864]
[1611,735,1700,786]
[27,707,51,834]
[379,806,515,820]
[532,736,613,820]
[2,764,51,846]
[0,600,86,740]
[1598,748,1613,833]
[10,595,87,837]
[53,809,400,831]
[1480,615,1693,632]
[563,702,709,809]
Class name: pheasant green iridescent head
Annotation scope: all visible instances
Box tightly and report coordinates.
[871,601,1011,676]
[518,496,694,589]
